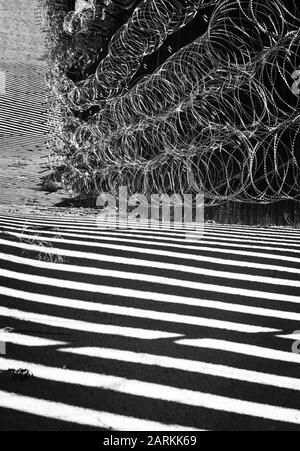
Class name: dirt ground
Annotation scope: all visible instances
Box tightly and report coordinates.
[0,146,98,218]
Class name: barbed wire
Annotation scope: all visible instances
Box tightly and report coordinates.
[44,0,300,203]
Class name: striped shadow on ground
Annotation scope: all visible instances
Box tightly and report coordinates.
[0,213,300,430]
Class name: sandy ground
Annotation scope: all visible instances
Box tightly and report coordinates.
[0,146,100,219]
[0,146,61,211]
[0,144,114,237]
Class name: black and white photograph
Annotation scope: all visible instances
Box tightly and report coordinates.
[0,0,300,434]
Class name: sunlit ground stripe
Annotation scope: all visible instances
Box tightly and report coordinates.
[0,390,194,431]
[1,265,299,318]
[278,332,300,341]
[1,215,300,242]
[1,257,299,305]
[203,224,300,238]
[60,347,300,391]
[177,339,300,364]
[0,287,286,333]
[0,331,67,347]
[5,220,300,246]
[2,214,300,240]
[99,224,300,242]
[1,216,299,247]
[2,236,300,276]
[4,214,300,238]
[204,223,300,235]
[0,210,300,244]
[0,134,46,142]
[4,212,300,236]
[0,215,300,429]
[0,359,300,425]
[2,227,300,267]
[0,284,277,334]
[0,218,206,241]
[2,249,300,289]
[0,63,47,152]
[2,224,300,258]
[0,112,46,127]
[1,214,299,242]
[2,216,210,238]
[0,306,181,341]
